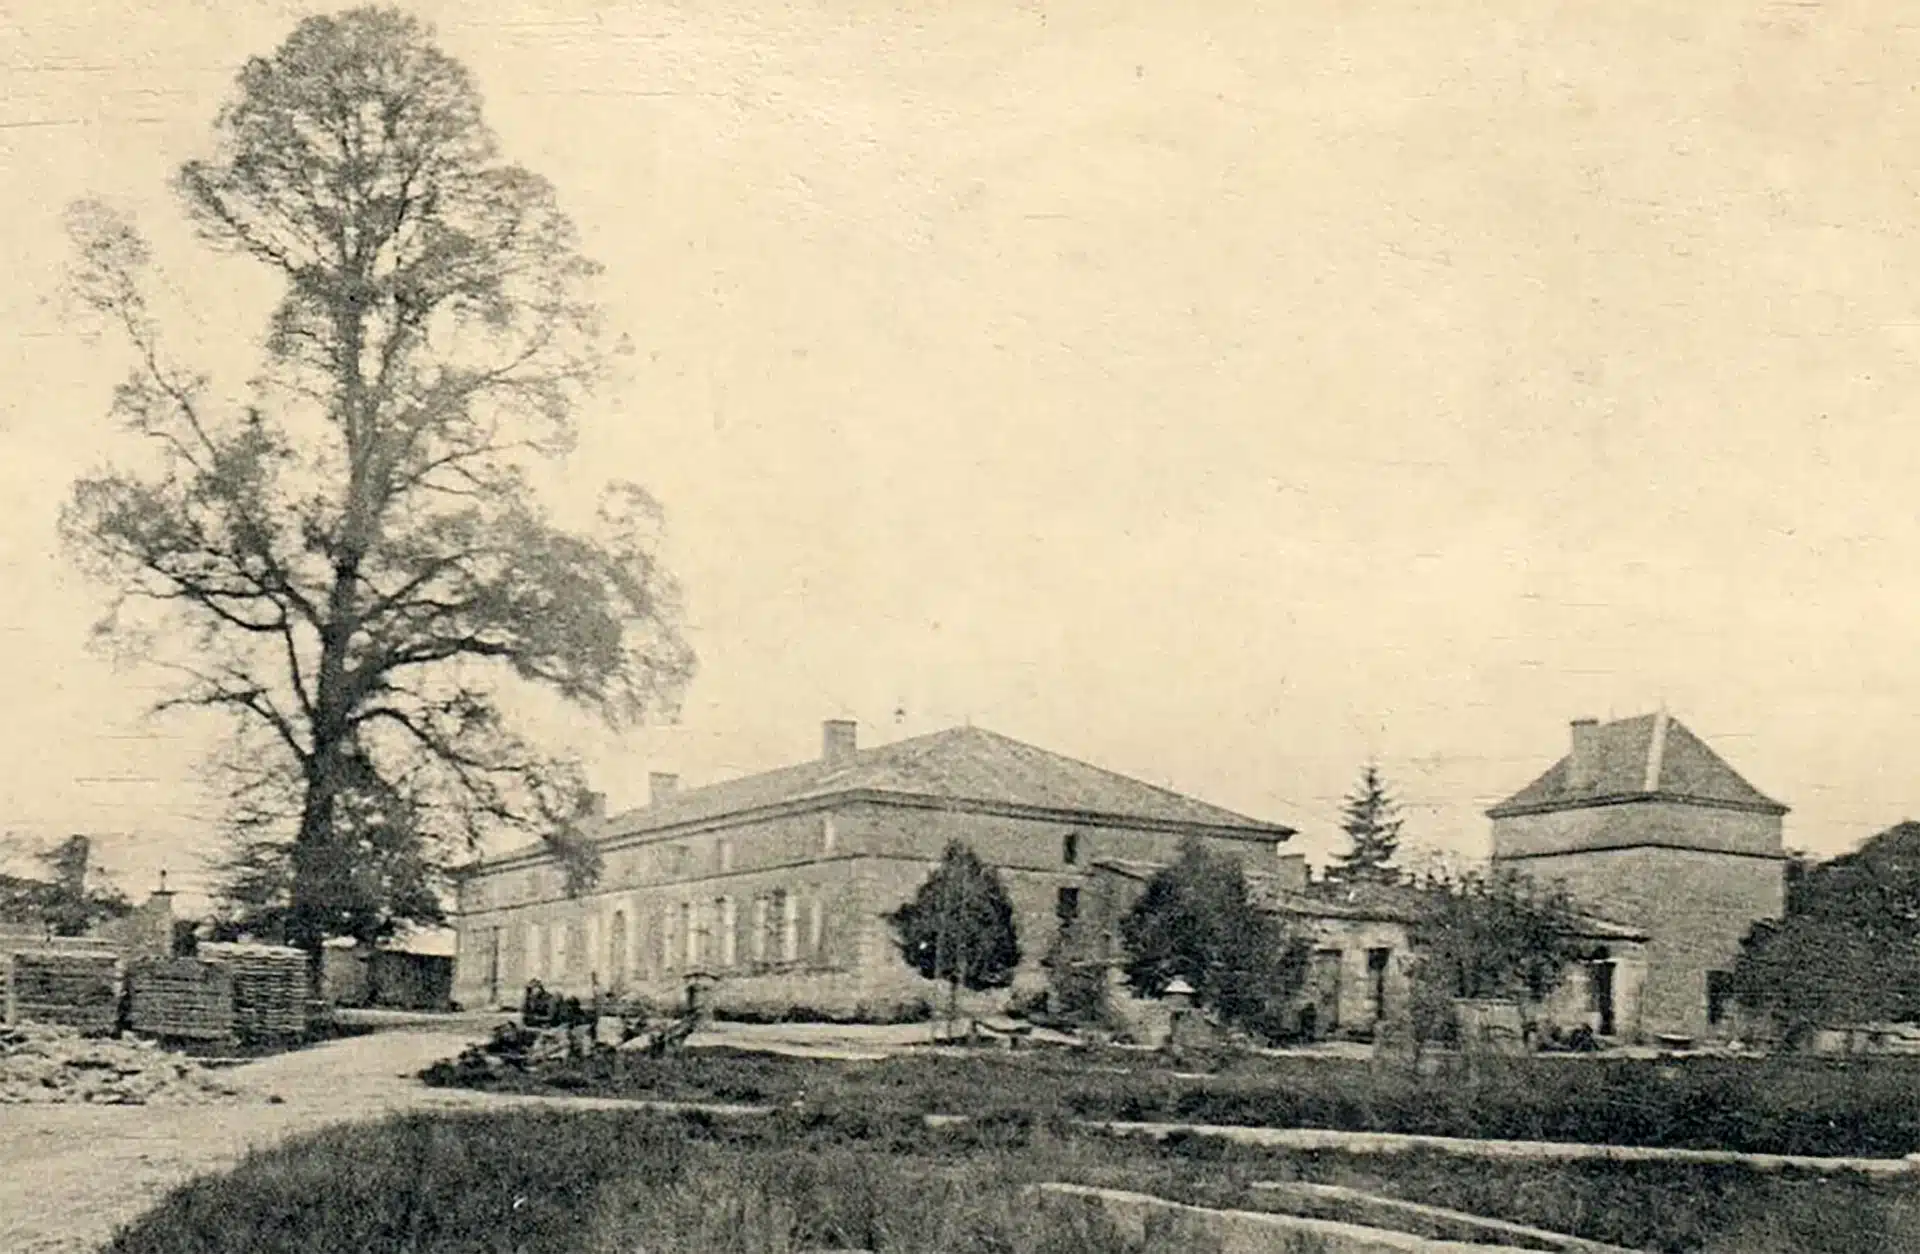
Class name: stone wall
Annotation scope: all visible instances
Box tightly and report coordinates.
[1531,939,1649,1041]
[1494,842,1782,1039]
[1292,917,1412,1040]
[453,796,1288,1016]
[92,891,174,963]
[1491,798,1782,860]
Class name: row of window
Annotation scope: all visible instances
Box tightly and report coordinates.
[470,818,847,908]
[475,821,1142,918]
[499,887,837,990]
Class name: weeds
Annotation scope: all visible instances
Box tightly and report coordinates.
[103,1102,1920,1254]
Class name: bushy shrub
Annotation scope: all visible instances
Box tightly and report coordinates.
[1118,840,1310,1043]
[108,1111,1195,1254]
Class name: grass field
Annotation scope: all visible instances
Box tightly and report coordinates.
[425,1039,1920,1158]
[104,1103,1920,1253]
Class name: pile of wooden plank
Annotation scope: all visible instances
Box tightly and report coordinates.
[127,958,236,1041]
[4,949,121,1033]
[199,943,309,1041]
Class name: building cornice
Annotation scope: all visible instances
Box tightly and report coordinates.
[1486,790,1789,821]
[1492,839,1789,863]
[455,788,1294,878]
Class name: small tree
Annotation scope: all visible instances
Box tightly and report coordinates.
[1330,763,1403,884]
[1119,839,1310,1042]
[0,836,133,937]
[1406,868,1588,1048]
[886,841,1021,1029]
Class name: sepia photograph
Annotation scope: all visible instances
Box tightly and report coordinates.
[3,2,1919,1251]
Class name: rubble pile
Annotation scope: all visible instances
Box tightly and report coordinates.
[0,1023,244,1105]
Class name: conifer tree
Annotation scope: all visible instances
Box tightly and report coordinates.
[1331,763,1403,883]
[887,841,1021,1028]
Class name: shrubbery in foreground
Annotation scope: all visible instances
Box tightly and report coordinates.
[103,1105,1920,1254]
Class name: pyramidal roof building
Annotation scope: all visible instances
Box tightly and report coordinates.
[1488,709,1787,826]
[1488,711,1789,1042]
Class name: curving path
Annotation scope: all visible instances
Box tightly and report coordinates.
[0,1026,754,1254]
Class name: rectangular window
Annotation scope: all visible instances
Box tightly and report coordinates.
[718,838,734,874]
[680,901,695,968]
[808,896,825,958]
[781,890,799,964]
[1063,833,1079,865]
[718,897,737,967]
[1056,885,1081,923]
[822,814,837,854]
[1707,970,1734,1027]
[752,896,770,964]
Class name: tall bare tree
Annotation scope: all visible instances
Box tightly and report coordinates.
[60,8,694,954]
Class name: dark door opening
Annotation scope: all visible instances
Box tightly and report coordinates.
[1366,948,1391,1026]
[1707,970,1733,1029]
[1588,960,1616,1037]
[1310,948,1343,1038]
[1056,885,1080,925]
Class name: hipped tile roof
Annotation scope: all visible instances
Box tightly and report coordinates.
[1487,712,1787,819]
[476,725,1293,870]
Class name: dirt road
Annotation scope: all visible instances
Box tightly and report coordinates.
[0,1026,683,1254]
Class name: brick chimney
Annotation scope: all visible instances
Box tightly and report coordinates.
[649,772,679,805]
[1567,718,1600,791]
[822,719,858,766]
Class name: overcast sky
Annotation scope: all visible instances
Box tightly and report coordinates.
[4,0,1919,909]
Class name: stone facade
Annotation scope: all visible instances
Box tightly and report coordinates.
[1491,844,1775,1039]
[1294,915,1413,1042]
[451,722,1296,1017]
[1073,858,1647,1043]
[1489,711,1788,1040]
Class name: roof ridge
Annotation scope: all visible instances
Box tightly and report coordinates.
[1644,707,1669,792]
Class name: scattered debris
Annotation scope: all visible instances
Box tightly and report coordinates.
[0,1023,244,1106]
[424,1010,703,1086]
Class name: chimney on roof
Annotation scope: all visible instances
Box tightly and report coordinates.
[1568,718,1600,791]
[649,772,679,805]
[822,719,858,766]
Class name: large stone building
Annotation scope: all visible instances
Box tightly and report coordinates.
[1488,710,1789,1040]
[450,720,1297,1017]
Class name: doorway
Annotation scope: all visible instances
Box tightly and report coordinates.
[1310,948,1343,1038]
[1587,959,1616,1037]
[1366,948,1391,1027]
